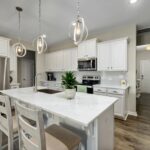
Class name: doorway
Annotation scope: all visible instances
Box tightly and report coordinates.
[140,60,150,93]
[18,50,36,88]
[136,48,150,118]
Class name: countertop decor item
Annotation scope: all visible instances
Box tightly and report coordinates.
[61,71,77,99]
[13,7,27,57]
[69,0,88,45]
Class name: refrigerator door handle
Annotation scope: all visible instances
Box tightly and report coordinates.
[3,57,8,90]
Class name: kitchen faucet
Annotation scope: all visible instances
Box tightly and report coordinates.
[34,73,42,92]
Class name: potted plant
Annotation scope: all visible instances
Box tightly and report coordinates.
[61,71,77,99]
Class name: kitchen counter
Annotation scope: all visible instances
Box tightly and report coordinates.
[1,87,118,150]
[93,84,130,90]
[1,87,117,126]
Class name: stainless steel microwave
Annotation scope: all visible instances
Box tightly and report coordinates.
[78,58,97,71]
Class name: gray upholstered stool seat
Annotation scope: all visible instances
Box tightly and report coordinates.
[46,124,81,150]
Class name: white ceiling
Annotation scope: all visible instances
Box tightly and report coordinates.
[0,0,150,46]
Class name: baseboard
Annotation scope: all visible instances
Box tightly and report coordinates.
[128,111,138,117]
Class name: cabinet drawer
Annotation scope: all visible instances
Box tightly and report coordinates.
[107,88,124,95]
[94,92,107,96]
[94,87,107,93]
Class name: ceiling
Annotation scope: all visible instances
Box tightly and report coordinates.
[0,0,150,46]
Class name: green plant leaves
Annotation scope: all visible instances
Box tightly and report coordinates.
[61,71,78,89]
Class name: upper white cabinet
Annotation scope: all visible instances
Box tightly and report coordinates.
[63,48,77,71]
[78,38,97,59]
[45,50,63,72]
[0,37,10,57]
[45,48,77,72]
[98,38,128,71]
[10,47,17,71]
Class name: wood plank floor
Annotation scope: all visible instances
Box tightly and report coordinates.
[115,93,150,150]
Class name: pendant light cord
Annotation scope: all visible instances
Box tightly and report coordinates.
[77,0,80,18]
[39,0,42,35]
[18,10,21,43]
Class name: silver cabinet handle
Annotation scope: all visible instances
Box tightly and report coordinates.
[113,91,118,93]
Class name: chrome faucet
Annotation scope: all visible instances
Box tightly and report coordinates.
[34,73,42,92]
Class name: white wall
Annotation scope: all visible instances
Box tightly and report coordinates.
[46,24,137,116]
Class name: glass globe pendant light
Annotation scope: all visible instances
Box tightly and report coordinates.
[69,0,88,45]
[33,0,47,54]
[13,7,26,57]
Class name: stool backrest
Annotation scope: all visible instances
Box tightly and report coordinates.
[15,101,46,150]
[0,95,13,137]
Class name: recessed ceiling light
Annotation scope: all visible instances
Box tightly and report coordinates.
[130,0,138,4]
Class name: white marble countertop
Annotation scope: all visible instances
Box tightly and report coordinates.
[93,84,130,90]
[1,87,118,127]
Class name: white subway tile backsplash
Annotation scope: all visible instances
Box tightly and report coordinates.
[52,71,127,86]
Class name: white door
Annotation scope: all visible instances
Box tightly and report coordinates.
[111,39,127,71]
[140,60,150,93]
[21,59,35,87]
[97,43,110,71]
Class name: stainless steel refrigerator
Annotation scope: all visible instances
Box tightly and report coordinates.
[0,57,10,90]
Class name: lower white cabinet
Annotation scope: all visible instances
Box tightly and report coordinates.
[94,86,129,120]
[45,48,77,72]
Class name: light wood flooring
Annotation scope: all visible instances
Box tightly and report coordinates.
[115,93,150,150]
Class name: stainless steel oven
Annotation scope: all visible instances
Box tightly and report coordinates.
[78,58,97,71]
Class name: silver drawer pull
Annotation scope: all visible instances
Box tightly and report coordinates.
[98,89,102,91]
[113,91,118,93]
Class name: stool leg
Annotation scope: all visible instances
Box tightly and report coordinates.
[8,136,13,150]
[0,130,2,150]
[78,143,82,150]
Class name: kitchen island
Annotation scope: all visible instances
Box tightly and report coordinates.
[1,87,118,150]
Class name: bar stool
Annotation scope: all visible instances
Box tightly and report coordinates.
[15,101,81,150]
[0,95,18,150]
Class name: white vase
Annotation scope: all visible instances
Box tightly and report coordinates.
[65,89,76,99]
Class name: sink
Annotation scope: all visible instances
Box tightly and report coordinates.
[37,89,61,94]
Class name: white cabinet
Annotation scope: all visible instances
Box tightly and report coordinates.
[98,38,128,71]
[63,48,77,71]
[10,47,17,71]
[0,37,10,57]
[78,38,97,59]
[45,50,63,71]
[45,48,77,72]
[97,42,110,71]
[94,86,129,120]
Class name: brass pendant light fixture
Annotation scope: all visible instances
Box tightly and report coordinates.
[69,0,88,45]
[33,0,47,54]
[13,7,27,57]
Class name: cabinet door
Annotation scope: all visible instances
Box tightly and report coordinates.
[108,94,124,117]
[78,39,97,59]
[85,39,97,58]
[71,48,77,71]
[10,47,17,71]
[97,43,110,71]
[63,49,72,71]
[0,39,8,57]
[78,42,85,59]
[63,48,77,71]
[110,39,127,71]
[55,50,64,71]
[45,53,50,71]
